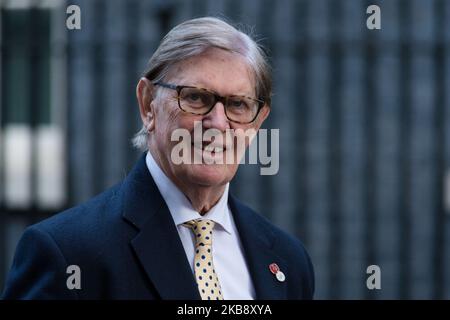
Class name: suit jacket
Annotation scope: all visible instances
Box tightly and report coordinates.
[2,154,314,300]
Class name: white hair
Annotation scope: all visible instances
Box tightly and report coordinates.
[132,16,272,151]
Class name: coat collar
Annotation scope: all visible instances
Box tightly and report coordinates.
[122,154,287,299]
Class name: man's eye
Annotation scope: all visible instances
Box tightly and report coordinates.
[187,93,201,101]
[184,92,211,105]
[232,100,242,107]
[229,99,247,108]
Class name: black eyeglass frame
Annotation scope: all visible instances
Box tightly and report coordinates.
[153,81,265,124]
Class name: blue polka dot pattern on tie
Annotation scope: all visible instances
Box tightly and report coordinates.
[183,219,224,300]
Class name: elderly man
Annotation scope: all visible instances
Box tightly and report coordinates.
[2,17,314,300]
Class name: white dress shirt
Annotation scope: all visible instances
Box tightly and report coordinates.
[145,151,255,300]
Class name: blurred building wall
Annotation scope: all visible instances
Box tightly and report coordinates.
[1,0,449,299]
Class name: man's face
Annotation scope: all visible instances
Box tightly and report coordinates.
[143,48,270,189]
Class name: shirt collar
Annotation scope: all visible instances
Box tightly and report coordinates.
[145,151,232,234]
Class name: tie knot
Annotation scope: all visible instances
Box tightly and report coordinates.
[184,219,215,246]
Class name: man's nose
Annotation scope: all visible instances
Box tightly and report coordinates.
[202,102,230,131]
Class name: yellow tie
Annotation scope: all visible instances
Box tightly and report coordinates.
[184,219,224,300]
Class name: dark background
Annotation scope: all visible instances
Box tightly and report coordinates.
[1,0,449,299]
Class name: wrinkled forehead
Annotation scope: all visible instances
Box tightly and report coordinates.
[164,48,257,97]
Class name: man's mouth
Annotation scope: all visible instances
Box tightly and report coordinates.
[192,141,226,153]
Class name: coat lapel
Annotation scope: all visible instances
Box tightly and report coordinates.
[229,195,288,300]
[122,155,200,300]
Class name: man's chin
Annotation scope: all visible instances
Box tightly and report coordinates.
[186,164,232,186]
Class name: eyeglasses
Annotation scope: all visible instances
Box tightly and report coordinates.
[153,81,265,124]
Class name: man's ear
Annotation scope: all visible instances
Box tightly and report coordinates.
[136,77,156,132]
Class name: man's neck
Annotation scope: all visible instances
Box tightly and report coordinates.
[148,147,226,215]
[177,182,226,215]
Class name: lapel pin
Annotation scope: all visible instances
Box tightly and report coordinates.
[269,263,286,282]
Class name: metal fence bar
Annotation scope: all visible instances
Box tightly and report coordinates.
[339,0,367,299]
[303,0,333,299]
[372,0,402,300]
[68,0,99,204]
[440,0,450,300]
[409,0,436,299]
[102,0,128,188]
[431,0,446,300]
[398,0,413,299]
[327,0,344,299]
[292,0,309,247]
